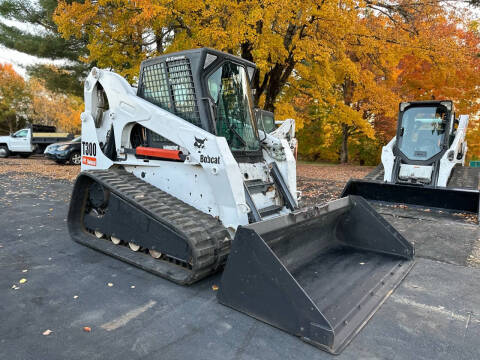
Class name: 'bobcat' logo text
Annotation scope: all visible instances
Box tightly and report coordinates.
[200,155,220,164]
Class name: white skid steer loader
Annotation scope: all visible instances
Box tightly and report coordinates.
[68,48,414,354]
[342,100,479,218]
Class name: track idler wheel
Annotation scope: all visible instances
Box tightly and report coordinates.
[128,242,141,252]
[111,236,121,245]
[149,249,162,259]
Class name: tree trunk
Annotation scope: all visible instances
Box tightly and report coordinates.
[240,21,297,112]
[340,123,349,164]
[340,76,355,164]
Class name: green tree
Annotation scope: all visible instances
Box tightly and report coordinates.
[0,0,87,96]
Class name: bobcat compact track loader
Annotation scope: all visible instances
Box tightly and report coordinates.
[68,48,414,354]
[343,101,479,217]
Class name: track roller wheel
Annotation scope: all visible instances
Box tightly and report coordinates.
[149,249,162,259]
[111,236,121,245]
[94,231,104,239]
[129,242,141,252]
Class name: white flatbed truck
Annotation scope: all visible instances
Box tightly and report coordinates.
[0,124,73,158]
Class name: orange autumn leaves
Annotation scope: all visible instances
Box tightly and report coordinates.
[29,78,82,134]
[0,64,82,134]
[0,63,30,132]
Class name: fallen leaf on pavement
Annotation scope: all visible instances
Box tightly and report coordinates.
[19,278,27,284]
[212,285,219,291]
[107,283,113,287]
[83,326,91,332]
[42,329,53,336]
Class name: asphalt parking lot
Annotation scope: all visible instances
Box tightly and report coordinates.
[1,170,479,360]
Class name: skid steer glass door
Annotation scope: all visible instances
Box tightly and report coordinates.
[207,62,260,152]
[398,105,447,161]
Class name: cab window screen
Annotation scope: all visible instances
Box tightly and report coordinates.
[138,58,202,129]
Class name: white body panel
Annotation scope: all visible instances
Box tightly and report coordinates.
[437,115,469,187]
[271,118,297,153]
[381,137,396,182]
[80,68,297,232]
[398,164,433,183]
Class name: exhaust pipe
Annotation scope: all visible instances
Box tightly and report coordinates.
[217,196,414,354]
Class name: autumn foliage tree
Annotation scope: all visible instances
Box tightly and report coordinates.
[29,78,82,134]
[0,64,82,135]
[0,63,30,134]
[53,0,480,163]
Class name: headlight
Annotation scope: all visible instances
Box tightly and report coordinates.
[58,145,70,151]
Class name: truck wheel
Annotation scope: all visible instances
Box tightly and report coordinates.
[69,151,81,165]
[0,146,9,158]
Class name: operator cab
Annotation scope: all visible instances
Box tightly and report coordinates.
[136,48,261,161]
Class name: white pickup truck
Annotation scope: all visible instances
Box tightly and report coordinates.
[0,125,74,158]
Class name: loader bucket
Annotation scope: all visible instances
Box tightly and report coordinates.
[217,196,414,354]
[342,179,480,219]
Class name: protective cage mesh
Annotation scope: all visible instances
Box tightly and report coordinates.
[138,57,202,128]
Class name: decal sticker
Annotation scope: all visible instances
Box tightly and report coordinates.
[414,151,427,157]
[194,137,207,152]
[200,155,220,164]
[166,55,186,62]
[82,156,97,166]
[82,141,97,156]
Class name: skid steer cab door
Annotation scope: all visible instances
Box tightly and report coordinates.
[218,196,414,354]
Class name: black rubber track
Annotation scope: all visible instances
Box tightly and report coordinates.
[365,164,385,181]
[68,168,231,285]
[447,165,480,190]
